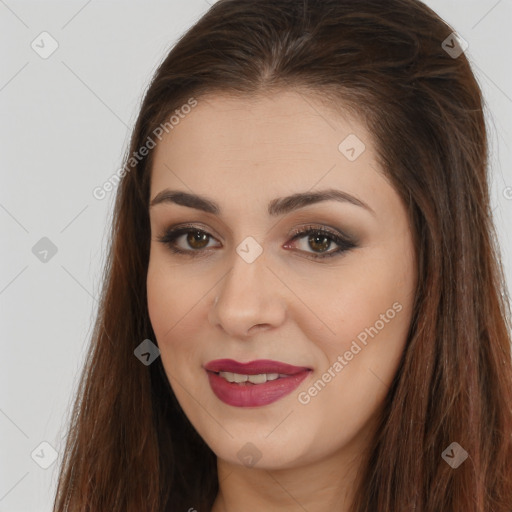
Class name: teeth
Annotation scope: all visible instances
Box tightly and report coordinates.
[219,371,283,384]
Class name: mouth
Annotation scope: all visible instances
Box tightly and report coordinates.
[203,359,312,407]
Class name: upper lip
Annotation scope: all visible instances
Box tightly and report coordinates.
[204,359,312,375]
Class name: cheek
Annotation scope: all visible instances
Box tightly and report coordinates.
[146,255,208,371]
[293,264,413,453]
[147,246,213,331]
[146,260,213,424]
[296,240,415,404]
[295,255,413,360]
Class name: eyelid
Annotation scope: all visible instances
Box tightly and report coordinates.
[287,223,355,243]
[160,222,223,242]
[157,222,353,242]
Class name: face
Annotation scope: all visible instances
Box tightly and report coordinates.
[146,90,417,471]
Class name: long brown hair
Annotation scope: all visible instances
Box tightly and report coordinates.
[53,0,512,510]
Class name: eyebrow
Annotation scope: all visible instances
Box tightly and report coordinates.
[149,188,375,217]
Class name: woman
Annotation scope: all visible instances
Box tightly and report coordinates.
[53,0,512,511]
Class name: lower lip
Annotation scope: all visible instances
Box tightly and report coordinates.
[206,370,311,407]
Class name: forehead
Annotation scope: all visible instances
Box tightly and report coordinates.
[149,90,391,215]
[154,90,367,161]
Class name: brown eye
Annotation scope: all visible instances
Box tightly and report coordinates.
[307,233,332,253]
[157,226,220,257]
[186,230,210,249]
[286,225,357,260]
[157,224,357,260]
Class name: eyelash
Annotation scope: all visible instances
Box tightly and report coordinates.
[156,223,357,260]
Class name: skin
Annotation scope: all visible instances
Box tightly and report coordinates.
[146,89,417,512]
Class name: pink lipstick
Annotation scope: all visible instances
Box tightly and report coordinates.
[204,359,312,407]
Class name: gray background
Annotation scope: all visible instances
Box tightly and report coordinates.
[1,1,511,510]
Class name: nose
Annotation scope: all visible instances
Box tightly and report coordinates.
[208,248,286,339]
